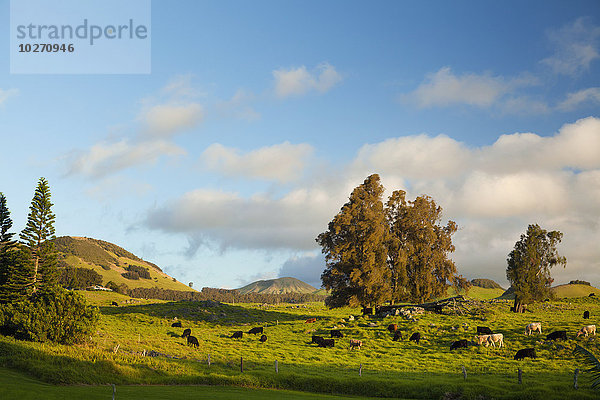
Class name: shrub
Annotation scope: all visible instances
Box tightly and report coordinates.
[59,266,103,289]
[570,280,591,286]
[0,288,98,344]
[121,271,140,280]
[126,264,151,279]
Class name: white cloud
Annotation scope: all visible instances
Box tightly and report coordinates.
[405,67,510,108]
[140,103,204,138]
[541,17,600,76]
[142,117,600,287]
[0,88,18,106]
[557,87,600,111]
[215,89,260,121]
[201,141,314,183]
[67,139,185,179]
[273,63,342,98]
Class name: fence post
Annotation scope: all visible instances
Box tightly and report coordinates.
[518,369,522,384]
[574,368,579,389]
[275,360,279,373]
[359,364,362,377]
[112,384,116,400]
[207,353,211,367]
[461,366,467,380]
[240,356,243,373]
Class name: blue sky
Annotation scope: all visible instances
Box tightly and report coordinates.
[1,0,599,289]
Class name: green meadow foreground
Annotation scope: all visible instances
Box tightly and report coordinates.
[1,290,599,399]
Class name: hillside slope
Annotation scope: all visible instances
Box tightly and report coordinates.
[53,236,194,292]
[498,283,600,300]
[237,277,317,294]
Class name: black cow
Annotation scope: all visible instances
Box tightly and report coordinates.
[514,348,536,360]
[111,301,118,306]
[362,307,373,316]
[182,328,191,338]
[409,332,421,344]
[393,331,402,341]
[248,327,263,335]
[259,334,267,343]
[318,338,335,348]
[584,310,590,319]
[477,326,493,335]
[450,339,468,351]
[590,293,596,297]
[311,335,324,344]
[387,324,398,333]
[331,329,343,338]
[546,330,567,341]
[434,304,443,314]
[187,335,199,347]
[171,321,182,328]
[231,331,243,339]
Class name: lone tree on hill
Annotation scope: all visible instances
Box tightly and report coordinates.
[506,224,566,313]
[19,177,58,294]
[317,174,391,308]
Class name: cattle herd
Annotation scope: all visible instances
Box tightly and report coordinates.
[167,308,596,363]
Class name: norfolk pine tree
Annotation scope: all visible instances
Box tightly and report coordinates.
[317,174,391,308]
[507,223,566,312]
[19,177,58,294]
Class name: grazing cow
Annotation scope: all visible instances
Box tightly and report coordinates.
[576,325,597,338]
[248,327,263,335]
[311,335,324,344]
[111,301,118,306]
[474,335,491,346]
[393,331,402,341]
[525,322,542,335]
[486,333,504,348]
[318,338,335,348]
[187,335,199,347]
[409,332,421,344]
[450,339,468,351]
[514,348,536,360]
[182,328,191,338]
[477,326,493,335]
[349,339,362,350]
[331,329,344,338]
[305,318,317,323]
[387,324,398,333]
[259,335,267,343]
[171,321,182,328]
[590,293,596,297]
[584,310,590,319]
[362,307,373,316]
[546,330,567,341]
[231,331,243,339]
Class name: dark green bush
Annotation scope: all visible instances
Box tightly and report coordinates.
[59,266,102,289]
[0,288,98,344]
[126,264,151,279]
[121,271,140,280]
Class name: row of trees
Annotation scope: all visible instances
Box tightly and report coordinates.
[0,179,98,344]
[318,174,568,311]
[317,174,468,309]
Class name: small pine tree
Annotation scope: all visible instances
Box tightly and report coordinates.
[0,192,14,245]
[19,178,57,294]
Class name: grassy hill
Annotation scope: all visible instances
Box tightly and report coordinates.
[470,278,504,290]
[498,283,600,300]
[237,277,317,294]
[53,236,194,292]
[447,285,505,300]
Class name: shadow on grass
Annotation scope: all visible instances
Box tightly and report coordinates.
[98,301,333,325]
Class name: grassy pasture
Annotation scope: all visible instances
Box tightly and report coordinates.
[1,291,600,399]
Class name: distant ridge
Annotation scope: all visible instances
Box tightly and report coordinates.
[470,278,504,290]
[498,283,600,299]
[237,277,317,294]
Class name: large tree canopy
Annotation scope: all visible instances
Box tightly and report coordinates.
[317,174,466,308]
[506,223,566,312]
[317,174,390,308]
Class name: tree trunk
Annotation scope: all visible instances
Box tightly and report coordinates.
[32,254,39,293]
[513,298,525,313]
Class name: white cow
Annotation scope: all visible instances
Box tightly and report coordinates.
[486,333,504,348]
[576,325,596,338]
[474,335,491,346]
[525,322,542,335]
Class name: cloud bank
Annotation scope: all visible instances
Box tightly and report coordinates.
[273,63,342,98]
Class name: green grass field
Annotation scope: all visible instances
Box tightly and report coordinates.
[1,291,599,399]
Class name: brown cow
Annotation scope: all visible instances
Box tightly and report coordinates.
[305,318,317,323]
[387,324,398,333]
